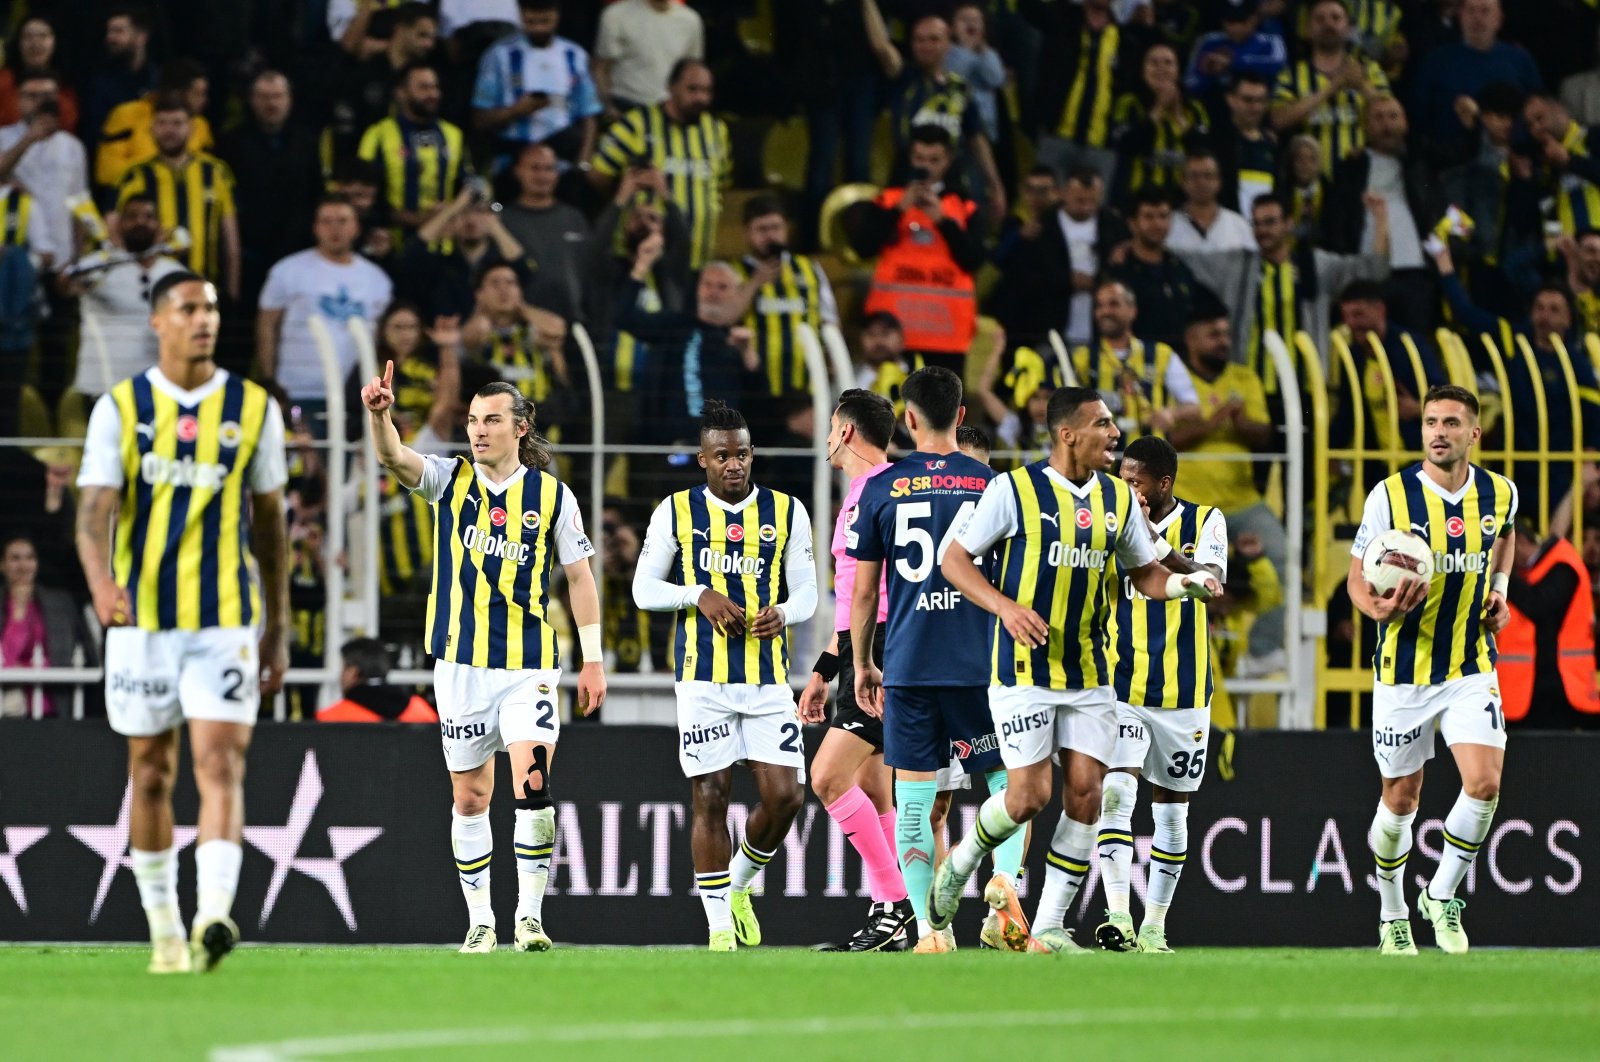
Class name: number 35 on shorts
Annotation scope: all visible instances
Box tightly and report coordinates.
[1167,748,1205,780]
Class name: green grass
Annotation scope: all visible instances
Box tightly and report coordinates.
[2,945,1598,1061]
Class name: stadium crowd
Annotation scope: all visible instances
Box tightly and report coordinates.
[0,0,1597,728]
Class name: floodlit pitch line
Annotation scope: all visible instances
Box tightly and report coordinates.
[210,1001,1600,1060]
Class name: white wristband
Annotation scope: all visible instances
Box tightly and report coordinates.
[1165,571,1213,601]
[1153,536,1173,560]
[578,623,603,664]
[1490,572,1509,595]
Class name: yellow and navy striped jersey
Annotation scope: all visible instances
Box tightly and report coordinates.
[380,474,434,596]
[593,104,731,270]
[1000,344,1068,412]
[1272,59,1391,174]
[1057,22,1121,147]
[1070,337,1177,431]
[863,354,925,421]
[1248,256,1308,392]
[1106,499,1227,710]
[890,69,982,150]
[106,371,276,631]
[734,253,836,397]
[357,116,468,224]
[961,463,1157,689]
[422,456,592,670]
[116,154,236,281]
[0,186,31,247]
[1353,464,1519,686]
[475,321,553,403]
[666,484,800,685]
[1111,94,1209,193]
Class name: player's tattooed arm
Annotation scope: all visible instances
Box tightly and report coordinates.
[1159,548,1223,582]
[76,485,131,628]
[251,489,291,695]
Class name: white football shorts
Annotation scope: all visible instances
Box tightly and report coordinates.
[675,680,806,781]
[1106,703,1212,793]
[988,684,1117,769]
[1371,671,1506,778]
[433,660,562,772]
[104,626,259,736]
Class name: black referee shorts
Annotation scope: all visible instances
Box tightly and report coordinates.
[832,627,886,752]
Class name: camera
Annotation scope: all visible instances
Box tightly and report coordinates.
[908,165,931,182]
[33,98,58,119]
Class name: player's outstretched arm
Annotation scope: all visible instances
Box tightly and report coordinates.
[941,543,1048,648]
[362,359,426,489]
[76,485,132,628]
[563,556,608,717]
[1128,560,1222,602]
[251,489,291,695]
[1346,554,1427,623]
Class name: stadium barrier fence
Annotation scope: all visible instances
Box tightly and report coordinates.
[0,719,1589,946]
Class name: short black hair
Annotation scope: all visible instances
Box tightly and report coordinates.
[120,191,158,214]
[519,0,559,10]
[473,259,520,290]
[1063,164,1100,188]
[107,3,152,33]
[699,399,748,441]
[901,366,963,431]
[1026,163,1060,182]
[151,91,190,117]
[395,60,438,87]
[955,424,991,456]
[907,124,954,151]
[1123,435,1178,483]
[148,270,207,308]
[742,193,786,225]
[392,2,436,28]
[1339,278,1387,304]
[1479,79,1526,118]
[1251,192,1289,218]
[1130,186,1173,212]
[668,57,709,87]
[835,388,896,450]
[1533,281,1577,322]
[332,157,384,188]
[1422,384,1479,417]
[341,637,391,683]
[1045,385,1104,431]
[862,310,902,333]
[1186,299,1229,329]
[1230,71,1271,92]
[1185,147,1219,167]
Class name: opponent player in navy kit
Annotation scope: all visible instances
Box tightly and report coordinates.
[849,367,1029,952]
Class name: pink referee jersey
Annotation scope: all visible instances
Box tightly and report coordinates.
[833,462,892,633]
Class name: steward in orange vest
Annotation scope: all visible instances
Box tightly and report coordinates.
[858,127,984,362]
[1502,535,1600,724]
[316,637,440,724]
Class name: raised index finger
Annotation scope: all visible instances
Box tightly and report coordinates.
[382,359,394,387]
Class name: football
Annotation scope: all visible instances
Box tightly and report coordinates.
[1362,528,1435,597]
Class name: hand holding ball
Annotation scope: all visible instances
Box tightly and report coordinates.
[1362,529,1433,597]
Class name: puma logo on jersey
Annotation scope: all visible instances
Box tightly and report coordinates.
[692,528,711,539]
[1410,522,1428,536]
[135,423,155,439]
[1039,512,1060,528]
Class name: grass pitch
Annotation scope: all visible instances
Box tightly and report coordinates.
[2,945,1596,1061]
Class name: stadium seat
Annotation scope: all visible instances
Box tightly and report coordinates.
[818,183,879,265]
[761,119,808,191]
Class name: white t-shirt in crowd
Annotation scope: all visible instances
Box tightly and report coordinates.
[1166,207,1257,254]
[72,255,185,396]
[259,248,392,401]
[0,123,88,267]
[77,367,288,495]
[596,0,705,107]
[1058,210,1099,345]
[438,0,520,37]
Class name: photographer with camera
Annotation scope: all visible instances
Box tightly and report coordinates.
[855,125,985,378]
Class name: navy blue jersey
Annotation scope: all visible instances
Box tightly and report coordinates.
[846,452,994,688]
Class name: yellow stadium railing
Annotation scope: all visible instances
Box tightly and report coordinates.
[1306,325,1595,729]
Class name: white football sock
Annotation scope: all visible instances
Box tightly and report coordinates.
[1144,802,1189,931]
[1096,772,1139,917]
[1369,800,1416,922]
[451,808,494,928]
[130,846,183,941]
[514,807,555,921]
[1034,814,1095,931]
[193,839,241,925]
[1429,792,1496,902]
